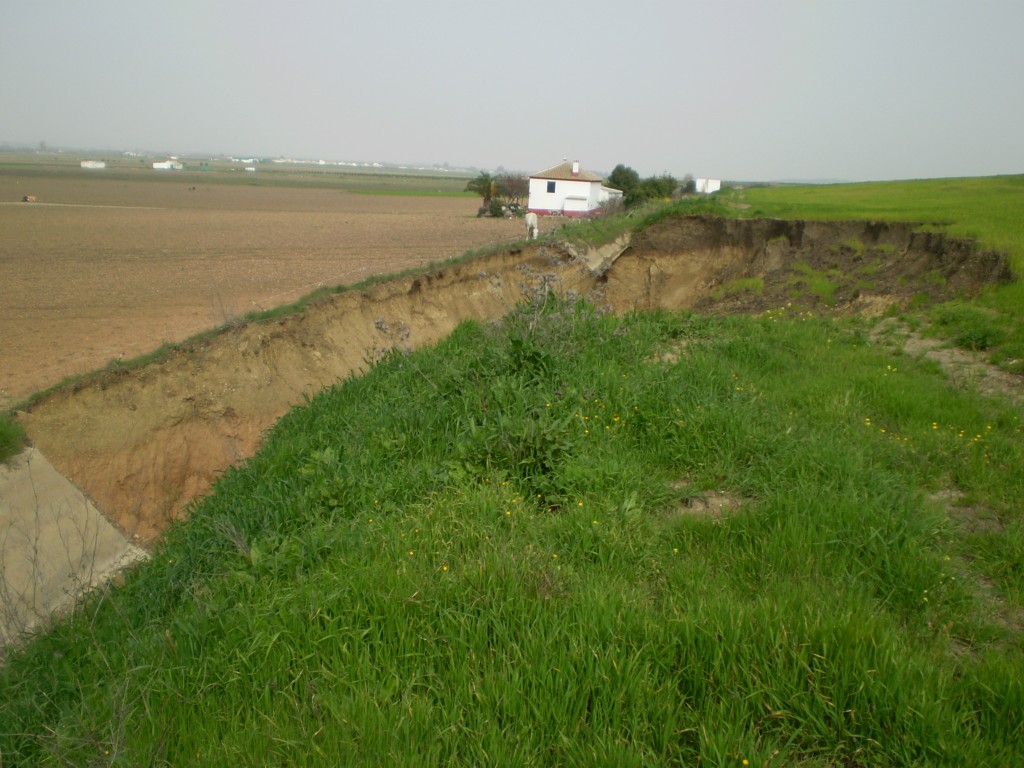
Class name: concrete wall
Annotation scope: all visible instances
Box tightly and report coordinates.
[528,177,598,214]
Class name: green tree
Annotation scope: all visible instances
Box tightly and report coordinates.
[607,165,679,207]
[625,173,678,207]
[644,173,678,199]
[606,164,640,195]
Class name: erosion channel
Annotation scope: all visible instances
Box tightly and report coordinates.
[15,215,1012,544]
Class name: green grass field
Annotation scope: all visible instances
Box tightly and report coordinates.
[1,176,1022,764]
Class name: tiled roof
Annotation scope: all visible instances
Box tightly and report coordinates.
[529,160,603,182]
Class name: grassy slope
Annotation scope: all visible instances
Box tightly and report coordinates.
[3,297,1022,765]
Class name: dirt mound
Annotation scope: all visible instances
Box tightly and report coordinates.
[15,216,1013,544]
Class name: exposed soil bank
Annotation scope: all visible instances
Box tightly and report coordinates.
[607,217,1011,315]
[16,216,1011,543]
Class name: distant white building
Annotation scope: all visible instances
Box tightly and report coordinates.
[80,160,106,170]
[153,160,184,171]
[528,160,623,216]
[695,178,721,194]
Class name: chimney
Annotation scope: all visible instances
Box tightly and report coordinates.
[571,160,580,177]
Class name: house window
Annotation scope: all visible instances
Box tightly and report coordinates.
[547,181,556,193]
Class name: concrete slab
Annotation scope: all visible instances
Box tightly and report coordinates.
[1,448,147,648]
[557,233,632,277]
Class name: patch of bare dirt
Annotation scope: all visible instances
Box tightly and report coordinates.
[872,319,1024,405]
[12,214,1013,544]
[671,488,745,521]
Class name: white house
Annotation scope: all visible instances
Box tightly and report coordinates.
[80,160,106,170]
[528,160,623,216]
[695,178,722,194]
[153,160,184,171]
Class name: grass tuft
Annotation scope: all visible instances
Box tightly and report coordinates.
[0,413,25,464]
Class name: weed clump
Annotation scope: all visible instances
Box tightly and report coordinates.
[934,302,1006,351]
[0,414,24,464]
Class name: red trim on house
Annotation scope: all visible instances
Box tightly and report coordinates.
[527,208,597,217]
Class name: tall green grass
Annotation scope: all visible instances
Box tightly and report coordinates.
[3,298,1021,765]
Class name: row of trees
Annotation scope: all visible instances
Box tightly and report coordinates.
[606,164,696,208]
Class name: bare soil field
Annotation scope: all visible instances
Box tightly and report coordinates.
[0,172,532,408]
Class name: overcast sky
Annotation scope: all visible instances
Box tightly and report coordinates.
[2,1,1022,181]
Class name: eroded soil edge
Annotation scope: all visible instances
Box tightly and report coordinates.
[16,216,1012,543]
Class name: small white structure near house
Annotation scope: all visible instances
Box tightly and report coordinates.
[152,160,184,171]
[80,160,106,170]
[695,178,722,194]
[528,160,623,216]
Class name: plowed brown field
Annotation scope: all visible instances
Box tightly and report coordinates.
[0,173,533,408]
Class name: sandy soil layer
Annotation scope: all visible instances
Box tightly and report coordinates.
[0,175,537,408]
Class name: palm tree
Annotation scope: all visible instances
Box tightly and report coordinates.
[465,172,496,205]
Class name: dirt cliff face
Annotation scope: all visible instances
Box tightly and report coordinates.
[604,216,1011,315]
[17,216,1011,543]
